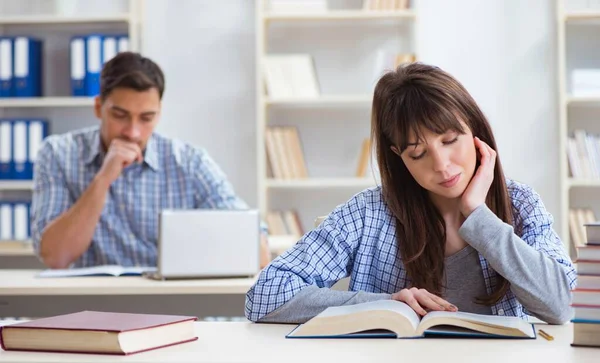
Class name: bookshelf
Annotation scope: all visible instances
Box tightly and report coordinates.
[0,0,143,251]
[0,181,34,191]
[264,9,416,21]
[256,0,416,250]
[0,97,95,108]
[557,0,600,256]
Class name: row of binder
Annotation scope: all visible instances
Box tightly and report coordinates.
[71,34,129,97]
[0,202,31,241]
[0,119,49,180]
[0,37,43,97]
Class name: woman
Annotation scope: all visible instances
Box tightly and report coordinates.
[245,63,576,324]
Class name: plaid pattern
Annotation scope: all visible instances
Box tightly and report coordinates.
[31,127,250,267]
[245,179,577,322]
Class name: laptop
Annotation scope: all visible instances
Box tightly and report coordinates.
[146,209,261,280]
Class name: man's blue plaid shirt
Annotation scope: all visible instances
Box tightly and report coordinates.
[31,126,250,268]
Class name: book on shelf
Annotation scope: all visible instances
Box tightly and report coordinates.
[569,208,597,248]
[355,138,371,178]
[265,126,308,179]
[37,265,157,278]
[0,311,197,355]
[263,54,320,99]
[566,130,600,180]
[267,210,303,236]
[363,0,410,11]
[286,300,535,339]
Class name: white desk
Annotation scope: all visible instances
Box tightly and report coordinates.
[0,270,255,318]
[0,322,596,363]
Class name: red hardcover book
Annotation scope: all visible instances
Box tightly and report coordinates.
[0,311,198,355]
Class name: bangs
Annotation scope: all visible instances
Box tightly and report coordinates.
[393,86,467,152]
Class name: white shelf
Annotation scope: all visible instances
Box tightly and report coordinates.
[268,235,299,255]
[564,11,600,22]
[0,181,34,191]
[0,97,95,108]
[567,95,600,105]
[264,94,373,107]
[568,179,600,188]
[0,14,130,25]
[264,10,416,22]
[266,178,376,189]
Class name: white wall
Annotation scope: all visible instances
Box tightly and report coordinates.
[416,0,561,229]
[143,0,563,235]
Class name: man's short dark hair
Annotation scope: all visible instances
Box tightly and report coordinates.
[100,52,165,100]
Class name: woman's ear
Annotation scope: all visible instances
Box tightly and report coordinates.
[390,146,401,156]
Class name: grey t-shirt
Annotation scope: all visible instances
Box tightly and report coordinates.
[443,245,492,315]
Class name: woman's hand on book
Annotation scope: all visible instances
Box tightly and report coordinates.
[391,287,458,316]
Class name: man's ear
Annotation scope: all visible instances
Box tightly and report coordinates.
[391,146,401,156]
[94,96,102,119]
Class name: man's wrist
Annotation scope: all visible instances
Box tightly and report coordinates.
[92,173,113,190]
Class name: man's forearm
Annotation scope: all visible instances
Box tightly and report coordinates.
[40,176,111,268]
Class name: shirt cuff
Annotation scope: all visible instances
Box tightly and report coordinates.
[458,204,504,253]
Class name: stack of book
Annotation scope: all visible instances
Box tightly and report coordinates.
[266,210,303,237]
[571,223,600,348]
[566,130,600,180]
[363,0,410,11]
[263,54,320,99]
[265,126,308,180]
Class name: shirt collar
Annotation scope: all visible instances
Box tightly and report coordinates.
[84,130,103,166]
[143,134,159,171]
[83,130,160,172]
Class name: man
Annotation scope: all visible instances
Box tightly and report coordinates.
[32,52,269,269]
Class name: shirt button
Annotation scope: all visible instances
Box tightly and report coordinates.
[120,204,125,210]
[130,234,135,240]
[498,309,505,315]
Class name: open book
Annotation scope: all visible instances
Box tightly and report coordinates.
[286,300,535,339]
[37,265,157,278]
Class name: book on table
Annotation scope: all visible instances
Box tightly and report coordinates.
[286,300,536,339]
[0,311,198,355]
[37,265,157,278]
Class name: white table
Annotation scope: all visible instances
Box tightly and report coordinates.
[0,270,255,318]
[0,322,596,363]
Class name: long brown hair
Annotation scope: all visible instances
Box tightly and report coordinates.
[371,63,512,305]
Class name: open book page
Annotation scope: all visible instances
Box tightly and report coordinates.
[38,265,156,278]
[416,311,535,338]
[316,300,421,332]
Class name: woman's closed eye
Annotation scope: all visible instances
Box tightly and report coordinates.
[443,137,459,145]
[409,137,459,160]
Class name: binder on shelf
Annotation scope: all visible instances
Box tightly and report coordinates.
[0,120,12,179]
[0,202,13,241]
[0,37,13,97]
[118,35,129,53]
[13,37,42,98]
[102,36,118,65]
[70,36,86,96]
[11,120,28,180]
[28,119,49,179]
[85,35,103,97]
[0,202,32,241]
[12,202,29,241]
[9,119,49,180]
